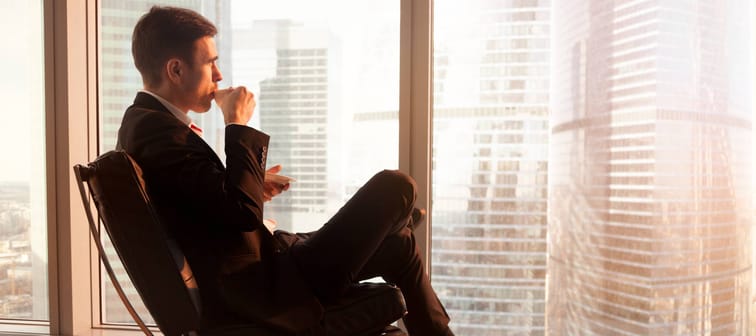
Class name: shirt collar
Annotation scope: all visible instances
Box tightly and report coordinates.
[139,89,193,126]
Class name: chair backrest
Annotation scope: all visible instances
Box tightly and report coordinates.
[74,150,201,336]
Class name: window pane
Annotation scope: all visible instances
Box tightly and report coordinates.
[431,1,550,335]
[433,0,754,335]
[99,0,398,324]
[548,1,753,335]
[0,1,48,321]
[228,1,399,232]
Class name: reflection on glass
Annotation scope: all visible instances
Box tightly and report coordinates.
[432,1,551,335]
[99,0,398,324]
[547,0,753,335]
[0,1,48,321]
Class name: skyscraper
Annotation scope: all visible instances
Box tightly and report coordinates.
[431,1,551,335]
[231,20,339,232]
[547,1,753,334]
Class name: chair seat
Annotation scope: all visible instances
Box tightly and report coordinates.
[205,283,407,336]
[205,325,407,336]
[204,324,408,336]
[322,283,407,336]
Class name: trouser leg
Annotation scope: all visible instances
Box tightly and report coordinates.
[356,227,453,336]
[289,170,416,300]
[288,169,453,335]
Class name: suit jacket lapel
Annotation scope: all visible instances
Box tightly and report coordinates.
[131,92,226,169]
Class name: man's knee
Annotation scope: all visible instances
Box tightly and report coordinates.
[372,170,417,202]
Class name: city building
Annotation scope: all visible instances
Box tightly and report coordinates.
[547,0,752,334]
[431,1,551,335]
[231,20,340,232]
[0,184,38,318]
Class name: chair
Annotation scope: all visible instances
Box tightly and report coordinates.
[74,150,408,336]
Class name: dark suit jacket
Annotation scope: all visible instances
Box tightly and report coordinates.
[116,92,323,333]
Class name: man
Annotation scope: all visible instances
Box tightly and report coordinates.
[117,6,453,336]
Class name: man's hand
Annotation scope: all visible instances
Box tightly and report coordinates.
[215,86,255,125]
[263,165,291,202]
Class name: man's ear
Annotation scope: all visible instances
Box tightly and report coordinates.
[165,58,183,84]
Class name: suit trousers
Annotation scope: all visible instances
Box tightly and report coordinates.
[287,170,452,336]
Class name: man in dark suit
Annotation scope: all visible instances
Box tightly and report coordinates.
[117,6,454,336]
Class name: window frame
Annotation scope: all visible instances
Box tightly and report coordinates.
[399,0,434,270]
[45,0,100,334]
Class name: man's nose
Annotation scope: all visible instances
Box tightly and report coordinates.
[213,66,223,82]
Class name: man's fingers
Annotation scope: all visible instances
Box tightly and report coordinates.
[263,188,273,202]
[214,87,233,103]
[267,165,282,174]
[219,85,255,125]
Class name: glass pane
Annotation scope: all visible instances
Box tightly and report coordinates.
[431,0,550,336]
[548,1,753,335]
[228,1,399,232]
[0,1,48,321]
[99,0,398,324]
[432,0,755,335]
[431,1,551,335]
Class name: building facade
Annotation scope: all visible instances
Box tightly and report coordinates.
[231,20,338,232]
[431,1,551,334]
[547,0,753,334]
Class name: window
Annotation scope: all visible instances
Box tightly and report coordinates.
[98,0,399,324]
[547,1,753,334]
[224,0,400,233]
[431,1,549,334]
[431,0,754,335]
[36,0,753,334]
[0,0,48,322]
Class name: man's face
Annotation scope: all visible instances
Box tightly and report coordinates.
[178,36,223,113]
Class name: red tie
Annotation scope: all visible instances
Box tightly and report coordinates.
[189,123,203,137]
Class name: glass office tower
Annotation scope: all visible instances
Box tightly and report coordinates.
[432,1,551,334]
[547,0,753,334]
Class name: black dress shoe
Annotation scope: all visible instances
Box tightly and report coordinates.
[409,208,426,231]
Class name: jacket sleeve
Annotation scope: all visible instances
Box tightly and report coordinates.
[221,124,270,228]
[174,124,270,233]
[119,109,270,234]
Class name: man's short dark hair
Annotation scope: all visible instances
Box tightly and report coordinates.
[132,6,217,87]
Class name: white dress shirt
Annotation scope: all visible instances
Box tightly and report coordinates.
[139,89,203,136]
